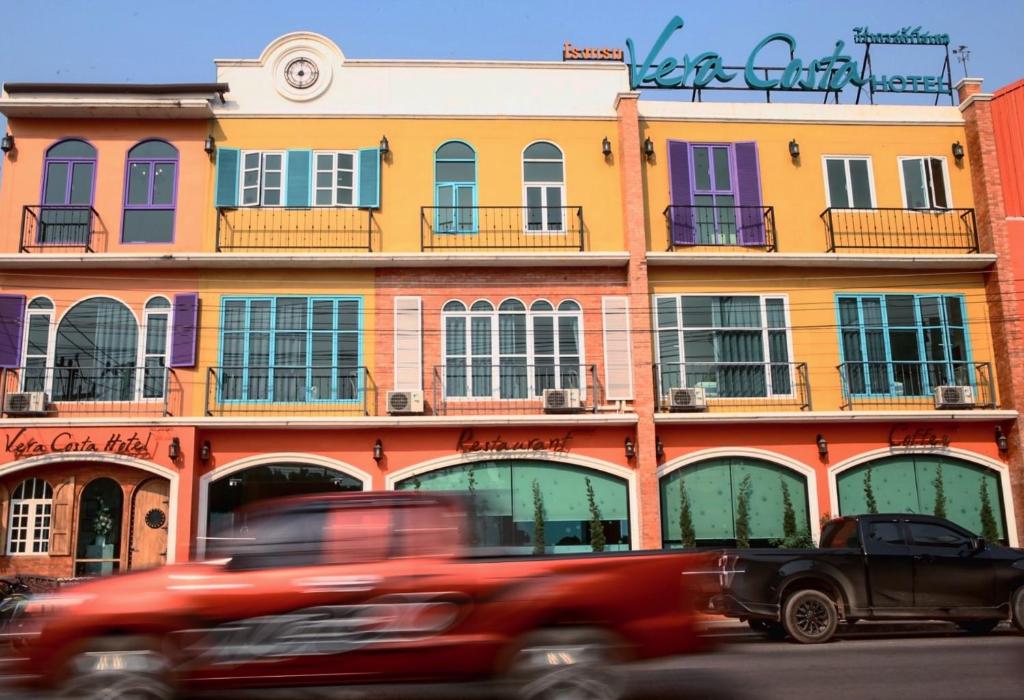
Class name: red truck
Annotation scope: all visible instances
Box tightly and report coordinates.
[9,491,713,699]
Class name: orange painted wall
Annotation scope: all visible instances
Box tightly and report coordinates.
[993,80,1024,217]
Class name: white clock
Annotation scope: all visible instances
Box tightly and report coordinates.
[284,57,319,89]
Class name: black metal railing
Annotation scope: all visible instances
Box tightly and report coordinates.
[0,366,181,417]
[421,206,585,251]
[432,363,601,414]
[664,205,777,251]
[20,205,100,252]
[205,366,376,416]
[821,207,978,252]
[654,361,811,412]
[838,361,996,410]
[216,207,376,251]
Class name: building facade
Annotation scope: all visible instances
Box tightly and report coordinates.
[0,31,1019,578]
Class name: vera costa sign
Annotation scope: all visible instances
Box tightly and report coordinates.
[626,16,950,96]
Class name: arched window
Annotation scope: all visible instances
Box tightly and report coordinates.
[142,297,171,398]
[22,297,54,393]
[523,141,565,232]
[75,478,123,576]
[435,141,476,233]
[40,139,96,245]
[531,299,583,394]
[7,478,53,555]
[123,140,178,243]
[54,298,138,401]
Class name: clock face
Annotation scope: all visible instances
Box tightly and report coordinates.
[284,57,319,89]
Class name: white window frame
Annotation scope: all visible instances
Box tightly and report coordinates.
[20,297,55,394]
[313,150,359,207]
[522,142,567,234]
[821,155,877,209]
[240,150,286,207]
[6,478,53,556]
[139,296,172,401]
[897,155,953,210]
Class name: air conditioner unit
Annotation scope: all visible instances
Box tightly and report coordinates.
[665,387,708,412]
[4,391,48,416]
[542,388,583,413]
[934,385,976,410]
[387,390,424,415]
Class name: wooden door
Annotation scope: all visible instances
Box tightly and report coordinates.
[129,478,169,570]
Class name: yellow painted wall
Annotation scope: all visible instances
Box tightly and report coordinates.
[211,118,625,252]
[640,119,974,253]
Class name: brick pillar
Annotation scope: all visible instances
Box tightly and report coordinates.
[957,77,1024,543]
[615,92,661,549]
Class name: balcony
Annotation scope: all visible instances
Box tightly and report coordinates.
[215,207,376,252]
[431,363,602,415]
[654,362,811,412]
[204,366,376,416]
[0,366,182,417]
[420,206,584,251]
[838,361,996,410]
[664,205,777,252]
[20,205,101,253]
[821,207,978,253]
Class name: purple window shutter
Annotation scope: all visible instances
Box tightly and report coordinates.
[667,140,695,245]
[0,295,26,369]
[169,293,199,368]
[735,142,765,246]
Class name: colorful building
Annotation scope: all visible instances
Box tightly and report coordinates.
[0,29,1019,579]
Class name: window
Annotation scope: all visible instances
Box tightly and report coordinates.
[821,519,860,549]
[39,139,96,245]
[241,151,284,206]
[654,295,791,398]
[900,157,950,209]
[435,141,476,233]
[21,297,54,393]
[907,521,969,548]
[523,142,564,232]
[692,144,737,244]
[7,478,53,555]
[867,521,906,547]
[122,140,178,243]
[142,297,171,398]
[837,294,970,396]
[314,151,357,206]
[442,298,584,399]
[53,298,140,401]
[824,156,874,208]
[220,296,361,403]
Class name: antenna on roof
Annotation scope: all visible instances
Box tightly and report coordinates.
[952,45,971,79]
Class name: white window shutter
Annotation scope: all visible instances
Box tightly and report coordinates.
[394,296,422,391]
[602,296,633,400]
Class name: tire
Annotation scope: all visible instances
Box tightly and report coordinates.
[747,618,786,640]
[507,627,626,700]
[58,636,174,700]
[1012,587,1024,634]
[781,589,839,644]
[956,619,1000,635]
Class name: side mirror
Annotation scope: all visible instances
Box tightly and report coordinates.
[971,537,987,552]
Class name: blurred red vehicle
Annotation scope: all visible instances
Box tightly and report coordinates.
[9,491,713,699]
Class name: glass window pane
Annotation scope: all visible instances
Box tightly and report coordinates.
[533,316,554,356]
[436,161,475,182]
[337,301,359,331]
[152,163,175,205]
[446,317,466,356]
[524,161,564,182]
[945,297,964,326]
[558,316,579,356]
[262,189,281,206]
[765,298,786,329]
[826,159,850,208]
[712,147,731,190]
[127,162,150,205]
[264,154,282,170]
[275,298,307,330]
[312,300,334,330]
[929,158,948,208]
[315,190,332,206]
[838,298,859,326]
[250,301,272,331]
[129,141,176,159]
[44,162,69,204]
[849,159,872,208]
[499,313,526,354]
[244,152,260,168]
[145,314,168,354]
[69,162,94,205]
[437,142,475,160]
[656,297,678,328]
[920,298,942,326]
[275,333,306,364]
[902,159,928,209]
[48,140,96,158]
[338,153,354,169]
[524,142,562,159]
[693,147,711,192]
[122,210,174,243]
[886,295,917,326]
[470,317,490,356]
[681,297,713,328]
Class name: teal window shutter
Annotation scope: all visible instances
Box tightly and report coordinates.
[286,149,312,207]
[358,147,381,209]
[214,148,240,208]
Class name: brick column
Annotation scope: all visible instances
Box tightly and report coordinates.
[615,92,661,548]
[957,78,1024,543]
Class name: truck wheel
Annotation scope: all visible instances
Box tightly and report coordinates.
[58,636,173,700]
[507,627,626,700]
[747,618,786,640]
[782,590,838,644]
[956,619,1000,635]
[1012,588,1024,634]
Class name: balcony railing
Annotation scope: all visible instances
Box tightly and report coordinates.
[821,207,979,253]
[654,362,811,412]
[432,363,601,415]
[0,366,181,417]
[664,205,777,251]
[204,366,376,416]
[420,206,585,251]
[20,205,101,252]
[838,361,996,410]
[216,207,376,252]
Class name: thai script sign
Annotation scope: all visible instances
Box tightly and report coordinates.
[563,42,623,61]
[853,26,950,46]
[4,428,155,459]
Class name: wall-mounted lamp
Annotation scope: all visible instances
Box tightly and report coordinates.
[199,440,212,462]
[624,436,635,460]
[602,136,612,158]
[952,141,965,162]
[204,135,215,157]
[788,139,800,160]
[643,137,655,160]
[655,436,665,459]
[168,437,181,461]
[995,426,1009,453]
[0,134,14,154]
[373,439,384,463]
[816,433,829,458]
[379,134,390,156]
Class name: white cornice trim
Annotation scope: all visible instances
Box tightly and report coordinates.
[0,97,215,120]
[958,93,996,112]
[0,414,640,429]
[645,252,995,270]
[654,410,1017,424]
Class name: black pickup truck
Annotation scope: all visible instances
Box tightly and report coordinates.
[708,513,1024,643]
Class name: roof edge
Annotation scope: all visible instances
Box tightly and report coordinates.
[3,82,229,96]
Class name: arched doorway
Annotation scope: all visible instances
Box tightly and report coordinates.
[394,459,630,553]
[128,478,170,570]
[836,455,1008,542]
[660,456,812,547]
[74,477,123,576]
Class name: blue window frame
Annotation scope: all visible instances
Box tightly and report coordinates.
[219,296,361,403]
[435,141,477,233]
[836,293,971,397]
